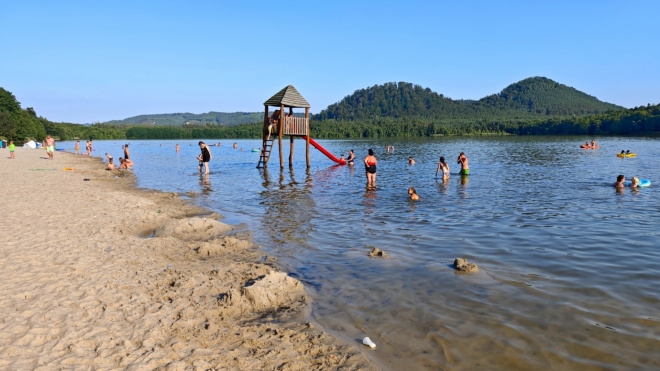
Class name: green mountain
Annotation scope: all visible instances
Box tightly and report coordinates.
[102,111,265,126]
[0,88,46,141]
[314,77,623,121]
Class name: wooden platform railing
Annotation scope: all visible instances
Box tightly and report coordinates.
[281,117,309,136]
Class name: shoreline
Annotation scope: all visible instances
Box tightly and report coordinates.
[0,148,374,370]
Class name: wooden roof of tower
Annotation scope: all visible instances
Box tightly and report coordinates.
[264,85,310,108]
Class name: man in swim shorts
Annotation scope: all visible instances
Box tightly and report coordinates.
[45,135,55,160]
[457,152,469,175]
[614,174,625,188]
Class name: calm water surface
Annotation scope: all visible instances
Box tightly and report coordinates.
[67,137,660,370]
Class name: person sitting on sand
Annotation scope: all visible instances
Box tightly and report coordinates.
[408,187,420,200]
[614,174,625,188]
[630,177,640,188]
[436,156,450,178]
[457,152,469,175]
[408,156,415,165]
[118,157,133,170]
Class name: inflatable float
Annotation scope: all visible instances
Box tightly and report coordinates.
[616,153,637,158]
[624,179,651,187]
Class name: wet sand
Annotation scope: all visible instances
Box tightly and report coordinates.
[0,148,374,370]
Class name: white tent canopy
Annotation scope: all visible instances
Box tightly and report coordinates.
[23,140,37,149]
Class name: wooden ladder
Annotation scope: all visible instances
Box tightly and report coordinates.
[256,138,274,168]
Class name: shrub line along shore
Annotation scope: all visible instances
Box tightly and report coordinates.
[0,148,374,370]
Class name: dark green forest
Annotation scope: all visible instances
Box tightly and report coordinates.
[102,111,266,127]
[2,78,659,142]
[315,77,622,121]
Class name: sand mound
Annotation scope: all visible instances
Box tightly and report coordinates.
[196,237,251,257]
[454,257,478,273]
[154,217,232,241]
[224,272,305,315]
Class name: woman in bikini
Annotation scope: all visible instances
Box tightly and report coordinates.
[436,156,450,179]
[364,149,377,186]
[408,187,420,200]
[346,149,355,166]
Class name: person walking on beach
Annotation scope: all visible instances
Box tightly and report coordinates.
[364,149,377,187]
[74,141,80,155]
[9,140,15,159]
[199,141,212,174]
[45,135,55,160]
[457,152,469,175]
[436,156,450,179]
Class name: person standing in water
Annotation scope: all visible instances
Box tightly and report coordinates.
[74,141,80,155]
[85,140,91,156]
[364,149,377,187]
[175,144,180,152]
[346,149,355,166]
[457,152,469,175]
[436,156,450,179]
[123,144,130,160]
[408,187,419,200]
[199,141,212,174]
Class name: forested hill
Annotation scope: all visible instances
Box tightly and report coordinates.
[314,77,623,121]
[102,111,264,126]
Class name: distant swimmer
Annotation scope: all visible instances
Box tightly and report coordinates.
[408,187,419,200]
[233,142,238,149]
[175,144,180,152]
[457,152,469,175]
[408,156,415,165]
[614,174,625,188]
[630,177,640,188]
[591,140,599,148]
[364,148,377,186]
[347,149,355,166]
[436,156,450,179]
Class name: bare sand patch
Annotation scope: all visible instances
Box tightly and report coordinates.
[0,148,374,370]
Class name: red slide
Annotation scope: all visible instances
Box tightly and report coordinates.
[302,136,346,165]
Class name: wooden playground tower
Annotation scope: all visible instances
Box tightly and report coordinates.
[257,85,311,169]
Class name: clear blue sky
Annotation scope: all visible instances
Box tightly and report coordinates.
[2,0,659,123]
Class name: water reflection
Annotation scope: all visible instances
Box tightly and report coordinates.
[260,169,316,254]
[199,173,212,195]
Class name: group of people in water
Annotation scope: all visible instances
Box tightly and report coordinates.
[614,175,641,188]
[580,140,600,149]
[104,144,133,170]
[336,148,471,200]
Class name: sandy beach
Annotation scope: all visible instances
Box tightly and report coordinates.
[0,148,374,370]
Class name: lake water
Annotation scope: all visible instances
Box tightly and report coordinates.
[63,136,660,370]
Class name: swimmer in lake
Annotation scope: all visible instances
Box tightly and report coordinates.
[347,149,355,166]
[364,148,377,186]
[408,156,415,165]
[175,144,180,152]
[436,156,450,179]
[408,187,419,200]
[614,174,625,188]
[340,154,345,162]
[630,177,640,188]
